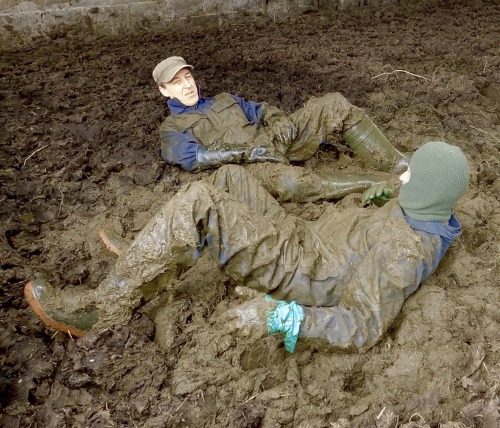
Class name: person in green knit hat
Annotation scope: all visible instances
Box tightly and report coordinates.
[24,141,469,352]
[154,56,407,204]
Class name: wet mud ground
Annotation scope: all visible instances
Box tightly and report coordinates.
[1,0,500,426]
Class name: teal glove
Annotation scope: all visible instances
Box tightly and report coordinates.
[362,181,393,207]
[265,295,304,352]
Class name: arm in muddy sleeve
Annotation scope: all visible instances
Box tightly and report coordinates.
[228,94,290,127]
[297,241,433,352]
[161,130,199,172]
[230,94,263,123]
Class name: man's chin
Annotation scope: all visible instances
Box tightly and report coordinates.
[182,97,199,106]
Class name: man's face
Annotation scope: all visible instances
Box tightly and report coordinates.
[159,68,199,106]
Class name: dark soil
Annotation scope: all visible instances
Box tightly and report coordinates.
[1,0,500,426]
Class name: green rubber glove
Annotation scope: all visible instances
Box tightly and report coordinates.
[265,295,304,353]
[362,182,393,207]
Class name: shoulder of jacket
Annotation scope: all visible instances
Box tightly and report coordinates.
[214,92,237,103]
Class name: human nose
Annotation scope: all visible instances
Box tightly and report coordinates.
[183,78,193,88]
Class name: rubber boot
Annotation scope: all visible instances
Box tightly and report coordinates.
[342,114,409,173]
[24,280,99,337]
[319,172,392,200]
[97,229,170,303]
[25,272,175,337]
[98,228,130,256]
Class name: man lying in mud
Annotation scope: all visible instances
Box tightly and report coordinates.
[154,56,408,203]
[24,141,469,352]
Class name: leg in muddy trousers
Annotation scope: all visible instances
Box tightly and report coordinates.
[273,92,408,173]
[24,166,305,335]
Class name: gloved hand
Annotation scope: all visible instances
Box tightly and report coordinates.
[196,147,246,171]
[362,181,393,207]
[265,296,303,352]
[267,113,297,148]
[220,286,276,341]
[245,146,289,165]
[220,286,304,352]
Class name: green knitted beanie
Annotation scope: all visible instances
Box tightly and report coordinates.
[398,141,469,222]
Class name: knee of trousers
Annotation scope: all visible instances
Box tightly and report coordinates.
[208,164,249,188]
[315,92,349,106]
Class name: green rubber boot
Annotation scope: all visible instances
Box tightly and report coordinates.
[319,172,392,200]
[342,114,409,173]
[24,280,99,337]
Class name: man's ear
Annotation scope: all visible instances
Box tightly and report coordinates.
[158,85,170,98]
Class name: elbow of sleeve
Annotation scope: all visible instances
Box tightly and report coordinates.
[161,146,198,172]
[160,147,170,165]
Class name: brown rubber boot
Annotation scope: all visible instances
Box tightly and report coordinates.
[342,114,409,174]
[98,228,130,256]
[24,280,99,337]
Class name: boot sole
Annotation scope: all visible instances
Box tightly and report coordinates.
[24,281,87,338]
[98,228,126,256]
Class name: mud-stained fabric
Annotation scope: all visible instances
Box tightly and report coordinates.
[160,90,364,171]
[245,163,391,203]
[161,90,378,203]
[95,165,302,327]
[93,165,460,351]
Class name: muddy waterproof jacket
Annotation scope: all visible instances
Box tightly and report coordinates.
[160,90,275,171]
[295,199,461,351]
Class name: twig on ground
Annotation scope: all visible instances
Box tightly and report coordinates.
[242,392,261,404]
[57,186,64,217]
[468,124,500,144]
[409,412,425,423]
[2,231,15,252]
[175,396,189,412]
[22,144,49,167]
[431,62,445,81]
[377,407,386,420]
[372,69,430,81]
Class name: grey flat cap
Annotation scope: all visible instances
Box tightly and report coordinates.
[152,56,193,85]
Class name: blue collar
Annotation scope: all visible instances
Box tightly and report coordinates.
[404,214,462,244]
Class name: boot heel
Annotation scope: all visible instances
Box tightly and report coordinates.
[98,228,130,256]
[24,280,98,337]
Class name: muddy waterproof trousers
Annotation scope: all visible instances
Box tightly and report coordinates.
[281,92,365,161]
[245,93,395,202]
[95,165,438,351]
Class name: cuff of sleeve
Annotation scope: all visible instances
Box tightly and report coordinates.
[265,296,304,353]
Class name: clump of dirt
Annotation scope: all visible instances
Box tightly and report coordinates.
[1,0,500,426]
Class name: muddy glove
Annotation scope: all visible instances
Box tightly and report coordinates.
[265,296,304,353]
[267,114,297,148]
[261,105,297,150]
[196,146,288,171]
[221,287,276,341]
[362,181,393,207]
[246,146,289,165]
[222,287,304,352]
[196,147,246,171]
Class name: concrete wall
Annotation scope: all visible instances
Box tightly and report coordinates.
[0,0,385,50]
